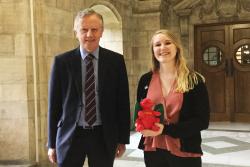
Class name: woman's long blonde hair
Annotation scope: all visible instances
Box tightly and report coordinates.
[151,29,205,93]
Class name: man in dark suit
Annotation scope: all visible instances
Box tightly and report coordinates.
[47,8,130,167]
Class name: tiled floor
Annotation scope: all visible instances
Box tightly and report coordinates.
[114,122,250,167]
[1,122,250,167]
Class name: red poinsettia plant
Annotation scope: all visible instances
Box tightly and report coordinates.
[133,98,164,132]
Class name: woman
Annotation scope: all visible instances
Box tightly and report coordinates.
[136,29,210,167]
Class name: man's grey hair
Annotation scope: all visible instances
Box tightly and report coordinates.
[73,8,104,31]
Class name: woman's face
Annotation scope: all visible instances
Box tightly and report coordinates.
[152,33,177,65]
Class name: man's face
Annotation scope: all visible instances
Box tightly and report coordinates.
[75,14,103,53]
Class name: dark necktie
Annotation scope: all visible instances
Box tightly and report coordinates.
[85,54,96,126]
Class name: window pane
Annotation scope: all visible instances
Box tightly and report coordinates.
[235,44,250,65]
[203,47,223,66]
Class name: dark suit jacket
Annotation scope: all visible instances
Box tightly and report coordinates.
[47,46,130,163]
[136,71,210,154]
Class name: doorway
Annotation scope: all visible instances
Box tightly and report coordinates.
[91,4,123,54]
[194,23,250,122]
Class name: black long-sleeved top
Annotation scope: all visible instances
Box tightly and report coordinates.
[137,71,210,154]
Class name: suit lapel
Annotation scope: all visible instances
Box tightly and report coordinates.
[98,47,108,94]
[69,48,82,100]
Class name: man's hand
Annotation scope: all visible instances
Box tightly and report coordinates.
[115,144,126,158]
[140,123,164,137]
[48,148,57,164]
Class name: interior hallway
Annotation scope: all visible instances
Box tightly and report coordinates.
[0,122,250,167]
[114,122,250,167]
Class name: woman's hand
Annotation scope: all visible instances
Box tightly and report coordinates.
[140,123,164,137]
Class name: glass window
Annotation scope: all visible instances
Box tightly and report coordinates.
[235,44,250,65]
[203,46,223,66]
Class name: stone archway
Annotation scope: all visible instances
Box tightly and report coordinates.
[91,4,123,54]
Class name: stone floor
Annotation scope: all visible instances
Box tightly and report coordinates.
[1,122,250,167]
[113,122,250,167]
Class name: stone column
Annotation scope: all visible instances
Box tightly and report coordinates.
[0,0,35,164]
[131,0,161,117]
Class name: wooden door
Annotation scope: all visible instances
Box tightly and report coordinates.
[195,23,250,122]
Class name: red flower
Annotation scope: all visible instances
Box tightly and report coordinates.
[140,98,154,110]
[135,98,161,132]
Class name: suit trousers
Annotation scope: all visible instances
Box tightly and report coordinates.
[58,126,115,167]
[144,148,201,167]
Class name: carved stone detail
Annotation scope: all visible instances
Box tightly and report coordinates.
[173,0,201,10]
[173,0,201,36]
[133,0,161,14]
[199,0,216,19]
[160,0,171,27]
[216,0,239,18]
[240,0,250,12]
[179,15,189,36]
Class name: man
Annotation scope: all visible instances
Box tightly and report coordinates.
[47,8,130,167]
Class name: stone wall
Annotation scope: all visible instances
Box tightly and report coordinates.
[131,0,162,109]
[0,0,32,162]
[1,0,135,166]
[34,0,76,165]
[1,0,250,166]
